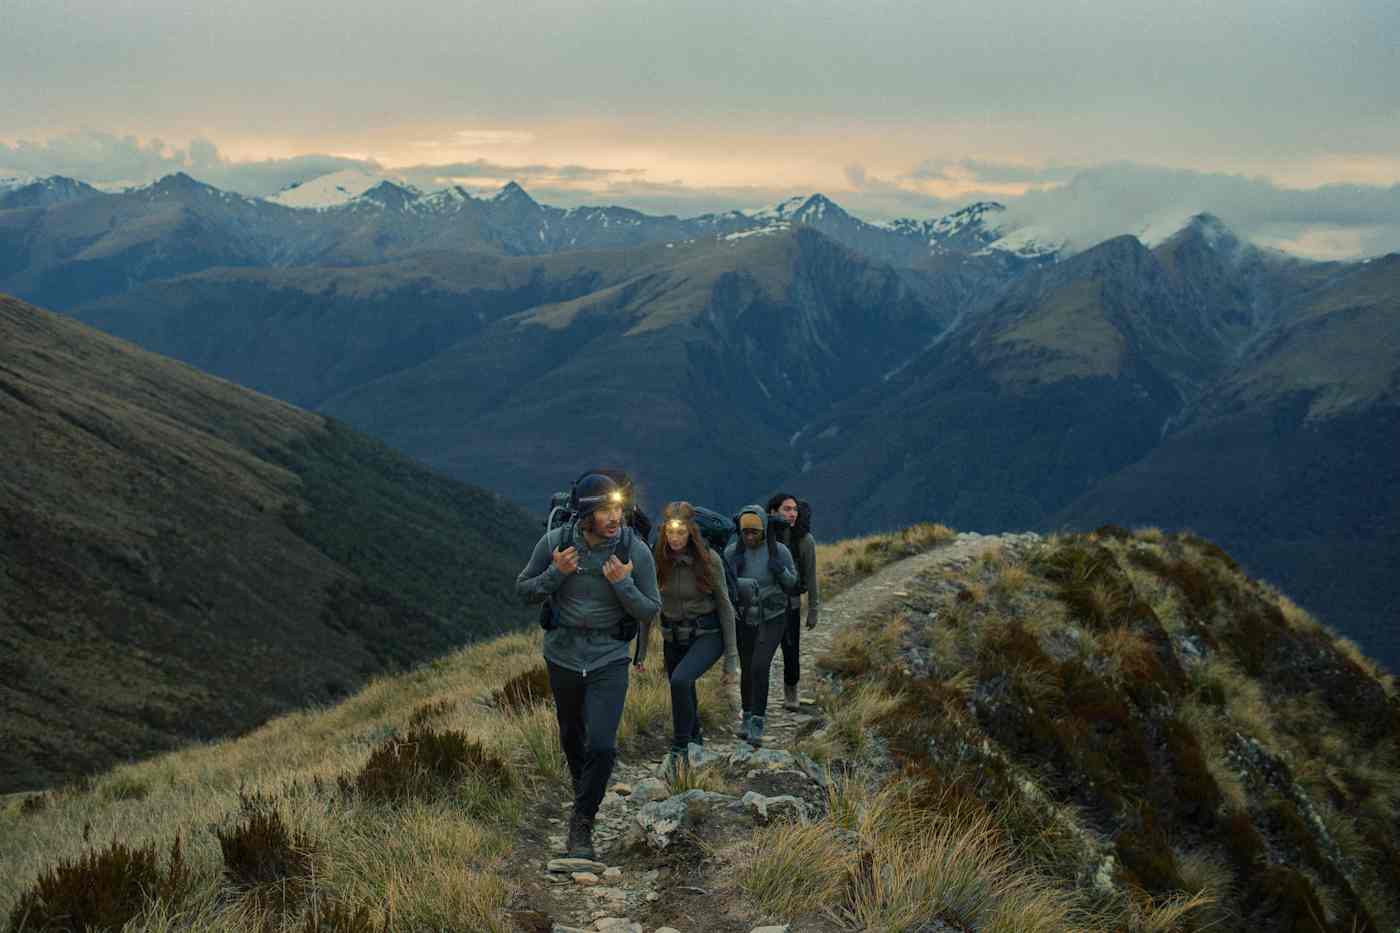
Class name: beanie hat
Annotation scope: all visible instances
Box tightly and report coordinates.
[572,473,621,519]
[738,512,764,532]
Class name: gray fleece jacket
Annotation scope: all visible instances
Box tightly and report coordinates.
[516,522,661,674]
[724,505,800,625]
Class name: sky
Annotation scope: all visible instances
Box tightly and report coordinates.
[3,0,1399,258]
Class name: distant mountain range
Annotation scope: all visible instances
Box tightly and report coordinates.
[2,172,1396,671]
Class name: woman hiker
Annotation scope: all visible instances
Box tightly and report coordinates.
[635,501,739,777]
[725,505,801,747]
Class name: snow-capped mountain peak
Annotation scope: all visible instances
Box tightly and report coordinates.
[268,169,396,209]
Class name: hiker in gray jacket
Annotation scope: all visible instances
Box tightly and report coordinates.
[724,504,800,746]
[635,501,739,777]
[517,473,660,860]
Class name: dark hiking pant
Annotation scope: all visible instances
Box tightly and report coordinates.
[546,658,629,819]
[737,617,786,719]
[780,604,802,687]
[662,630,723,751]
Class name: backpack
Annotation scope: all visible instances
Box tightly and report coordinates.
[690,505,745,621]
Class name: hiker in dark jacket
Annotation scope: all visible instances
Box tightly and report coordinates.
[768,492,820,711]
[635,501,739,777]
[516,473,660,860]
[724,504,800,746]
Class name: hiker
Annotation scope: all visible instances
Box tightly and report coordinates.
[768,492,820,711]
[725,505,801,746]
[516,472,661,860]
[634,502,740,777]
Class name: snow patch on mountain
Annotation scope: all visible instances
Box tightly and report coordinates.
[722,223,790,242]
[976,224,1062,258]
[269,169,399,209]
[0,174,38,192]
[1135,209,1207,248]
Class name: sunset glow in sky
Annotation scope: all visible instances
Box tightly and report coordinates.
[4,0,1399,256]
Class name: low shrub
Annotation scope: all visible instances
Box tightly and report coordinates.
[216,793,316,891]
[489,665,553,716]
[342,726,512,802]
[6,836,192,932]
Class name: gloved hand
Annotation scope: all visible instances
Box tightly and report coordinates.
[613,618,639,642]
[767,555,785,577]
[538,601,558,631]
[805,608,819,630]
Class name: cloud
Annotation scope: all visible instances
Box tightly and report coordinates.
[0,130,378,196]
[996,163,1400,258]
[5,130,1398,258]
[910,158,1083,187]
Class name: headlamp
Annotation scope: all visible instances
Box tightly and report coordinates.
[666,519,686,532]
[609,491,624,505]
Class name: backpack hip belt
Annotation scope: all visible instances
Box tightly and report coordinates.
[662,612,719,646]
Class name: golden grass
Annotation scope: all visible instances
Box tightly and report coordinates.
[992,562,1031,597]
[741,768,1090,932]
[818,615,907,676]
[1097,626,1157,684]
[816,522,955,598]
[823,682,905,760]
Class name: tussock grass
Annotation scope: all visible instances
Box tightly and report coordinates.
[740,820,856,918]
[817,615,907,676]
[822,682,905,760]
[816,522,955,598]
[662,759,733,796]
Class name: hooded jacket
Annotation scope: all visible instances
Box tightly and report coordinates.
[724,505,800,625]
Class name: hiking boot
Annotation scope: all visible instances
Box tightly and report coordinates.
[783,683,801,712]
[736,711,753,741]
[565,812,595,860]
[749,715,766,748]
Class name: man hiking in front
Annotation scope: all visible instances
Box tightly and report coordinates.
[516,473,660,860]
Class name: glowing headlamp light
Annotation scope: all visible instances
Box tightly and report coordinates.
[666,520,686,532]
[609,491,624,504]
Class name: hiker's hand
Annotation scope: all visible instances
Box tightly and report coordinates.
[603,556,632,583]
[806,610,819,630]
[767,556,785,577]
[552,547,579,575]
[633,662,646,673]
[722,670,736,686]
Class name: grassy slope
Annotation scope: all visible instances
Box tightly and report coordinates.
[4,522,1394,932]
[0,295,538,793]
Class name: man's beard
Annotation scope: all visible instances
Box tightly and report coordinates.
[587,513,620,537]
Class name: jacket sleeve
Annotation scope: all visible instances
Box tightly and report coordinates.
[802,535,820,615]
[610,536,662,621]
[775,543,801,596]
[710,548,738,674]
[516,531,565,604]
[635,615,656,666]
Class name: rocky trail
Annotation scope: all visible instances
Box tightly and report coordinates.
[505,532,1041,933]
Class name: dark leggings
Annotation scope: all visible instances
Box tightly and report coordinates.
[546,658,630,819]
[780,604,802,687]
[662,630,723,751]
[737,617,786,718]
